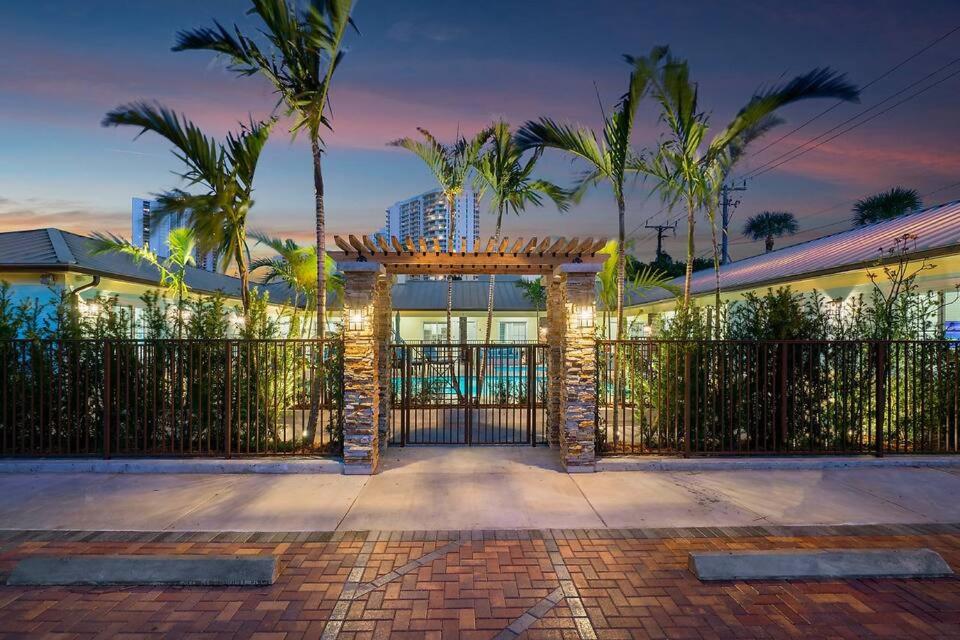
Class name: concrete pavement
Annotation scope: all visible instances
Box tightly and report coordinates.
[3,447,960,531]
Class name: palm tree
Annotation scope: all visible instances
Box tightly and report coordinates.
[742,211,798,252]
[515,278,547,329]
[597,240,678,338]
[853,187,921,226]
[389,127,492,344]
[91,227,197,337]
[174,0,359,339]
[473,121,568,389]
[102,103,274,314]
[516,47,667,342]
[250,232,343,336]
[633,51,859,322]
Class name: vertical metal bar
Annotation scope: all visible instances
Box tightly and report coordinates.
[876,341,886,457]
[779,344,788,452]
[225,340,232,458]
[683,349,691,458]
[465,345,473,445]
[103,341,111,460]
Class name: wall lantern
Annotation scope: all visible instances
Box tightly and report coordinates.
[573,304,594,329]
[348,307,369,331]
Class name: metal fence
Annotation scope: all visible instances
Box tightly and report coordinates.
[0,339,342,457]
[598,340,960,456]
[389,342,548,445]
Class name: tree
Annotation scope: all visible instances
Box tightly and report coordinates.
[632,50,859,328]
[102,103,273,314]
[174,0,359,339]
[597,240,678,338]
[389,127,492,345]
[517,47,666,343]
[250,231,343,337]
[742,211,798,253]
[472,121,568,389]
[853,187,921,227]
[91,227,197,337]
[515,278,547,321]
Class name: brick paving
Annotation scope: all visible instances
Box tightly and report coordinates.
[0,525,958,639]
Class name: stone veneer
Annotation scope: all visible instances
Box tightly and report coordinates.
[556,264,601,472]
[372,273,393,452]
[340,262,385,475]
[545,274,566,448]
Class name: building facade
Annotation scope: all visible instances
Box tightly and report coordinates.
[384,189,480,253]
[131,198,218,272]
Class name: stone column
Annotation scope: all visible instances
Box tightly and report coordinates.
[557,264,601,473]
[545,273,566,448]
[340,262,385,475]
[372,273,393,453]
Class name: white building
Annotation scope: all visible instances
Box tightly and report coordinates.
[384,189,480,252]
[132,198,217,272]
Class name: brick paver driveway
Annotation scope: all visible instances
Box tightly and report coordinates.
[1,524,959,639]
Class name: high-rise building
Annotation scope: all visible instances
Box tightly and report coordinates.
[384,189,480,252]
[131,198,217,272]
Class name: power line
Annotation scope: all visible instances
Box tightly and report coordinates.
[745,63,960,180]
[742,24,960,164]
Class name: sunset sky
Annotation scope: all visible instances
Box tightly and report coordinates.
[2,1,959,263]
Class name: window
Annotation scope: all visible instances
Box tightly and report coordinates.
[423,322,447,342]
[499,320,527,342]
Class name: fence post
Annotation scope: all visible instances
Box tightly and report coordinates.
[875,341,886,457]
[779,344,788,452]
[224,340,232,459]
[683,350,691,458]
[103,341,111,460]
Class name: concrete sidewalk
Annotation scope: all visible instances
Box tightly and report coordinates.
[2,447,960,531]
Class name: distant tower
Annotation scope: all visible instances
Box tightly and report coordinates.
[384,188,480,252]
[131,198,217,272]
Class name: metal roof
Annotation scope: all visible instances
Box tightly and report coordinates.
[628,200,960,306]
[0,229,543,311]
[392,277,539,311]
[0,228,301,305]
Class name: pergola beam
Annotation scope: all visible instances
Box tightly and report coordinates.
[330,234,607,275]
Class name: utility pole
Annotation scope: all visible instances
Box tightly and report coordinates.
[720,182,747,264]
[644,219,677,262]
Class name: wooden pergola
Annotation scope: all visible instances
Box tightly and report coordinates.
[330,234,608,275]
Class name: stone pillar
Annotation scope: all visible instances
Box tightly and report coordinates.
[340,262,385,475]
[373,273,393,453]
[545,273,566,447]
[557,264,601,473]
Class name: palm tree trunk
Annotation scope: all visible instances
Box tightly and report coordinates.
[765,236,774,252]
[445,193,456,346]
[308,138,326,447]
[709,208,721,340]
[235,232,250,315]
[312,139,326,340]
[683,198,696,308]
[616,196,626,341]
[444,193,464,404]
[478,209,504,396]
[611,194,626,452]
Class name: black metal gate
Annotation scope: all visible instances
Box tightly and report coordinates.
[389,342,548,445]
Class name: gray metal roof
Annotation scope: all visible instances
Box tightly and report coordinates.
[629,200,960,307]
[0,228,301,305]
[392,278,540,311]
[0,229,544,311]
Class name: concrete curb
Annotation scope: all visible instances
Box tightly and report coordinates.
[598,455,960,472]
[0,458,343,475]
[688,548,954,581]
[7,554,278,586]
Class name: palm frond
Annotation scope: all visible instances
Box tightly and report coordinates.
[102,102,222,186]
[515,118,609,174]
[709,68,859,158]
